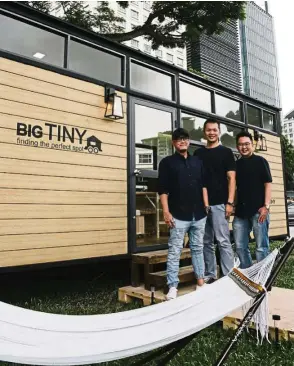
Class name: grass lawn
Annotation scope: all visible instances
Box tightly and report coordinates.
[0,241,293,366]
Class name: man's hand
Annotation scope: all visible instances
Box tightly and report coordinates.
[225,204,234,218]
[258,206,268,223]
[164,211,175,228]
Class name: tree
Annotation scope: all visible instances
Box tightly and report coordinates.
[23,1,246,50]
[281,135,294,190]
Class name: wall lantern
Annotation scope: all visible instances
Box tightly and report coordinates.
[104,86,124,120]
[253,130,267,152]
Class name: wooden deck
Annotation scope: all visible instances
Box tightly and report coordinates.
[118,285,294,341]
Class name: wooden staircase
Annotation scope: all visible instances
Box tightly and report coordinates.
[131,248,194,291]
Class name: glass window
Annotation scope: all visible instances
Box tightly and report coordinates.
[0,14,65,67]
[131,62,173,100]
[143,15,148,22]
[180,81,212,112]
[131,9,139,20]
[143,2,151,10]
[181,113,206,143]
[144,44,151,54]
[68,40,123,85]
[247,105,262,127]
[220,124,243,149]
[215,94,242,122]
[131,39,139,48]
[156,49,162,58]
[166,53,173,63]
[177,58,183,67]
[263,111,276,132]
[138,153,152,164]
[118,4,126,14]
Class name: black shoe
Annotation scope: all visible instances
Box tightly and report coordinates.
[205,278,216,284]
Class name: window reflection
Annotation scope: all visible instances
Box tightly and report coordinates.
[247,105,262,127]
[135,104,173,248]
[131,62,173,100]
[181,113,243,149]
[69,40,122,85]
[215,94,242,122]
[263,111,276,131]
[181,113,206,143]
[0,14,64,67]
[180,81,212,112]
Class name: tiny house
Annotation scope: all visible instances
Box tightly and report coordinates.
[0,2,288,270]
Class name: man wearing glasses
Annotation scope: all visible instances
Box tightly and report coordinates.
[158,128,209,300]
[233,131,272,268]
[194,118,235,283]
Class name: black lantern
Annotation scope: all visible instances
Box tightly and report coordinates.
[104,87,124,120]
[253,130,267,151]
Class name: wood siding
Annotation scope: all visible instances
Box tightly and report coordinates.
[0,57,128,267]
[248,129,287,238]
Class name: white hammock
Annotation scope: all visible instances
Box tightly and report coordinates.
[0,249,278,365]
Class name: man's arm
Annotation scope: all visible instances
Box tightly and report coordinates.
[258,158,272,223]
[158,159,174,228]
[225,150,236,218]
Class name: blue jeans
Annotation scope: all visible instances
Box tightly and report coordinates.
[167,217,206,288]
[204,204,234,278]
[233,213,270,269]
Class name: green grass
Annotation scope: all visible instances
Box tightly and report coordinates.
[0,241,294,366]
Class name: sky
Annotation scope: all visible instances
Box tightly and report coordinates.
[268,0,293,116]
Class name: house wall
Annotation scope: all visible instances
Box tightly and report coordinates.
[0,57,128,267]
[248,129,287,237]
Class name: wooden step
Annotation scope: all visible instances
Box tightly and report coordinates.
[149,265,195,288]
[132,248,191,265]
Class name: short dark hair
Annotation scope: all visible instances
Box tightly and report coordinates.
[203,118,220,131]
[172,128,190,140]
[235,130,253,144]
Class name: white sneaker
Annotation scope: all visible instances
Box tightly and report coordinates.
[166,287,178,300]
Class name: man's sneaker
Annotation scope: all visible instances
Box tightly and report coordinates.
[204,278,216,285]
[166,287,178,300]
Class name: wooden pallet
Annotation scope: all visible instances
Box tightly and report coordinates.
[149,265,195,288]
[118,283,196,306]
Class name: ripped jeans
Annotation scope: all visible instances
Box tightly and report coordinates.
[167,217,206,288]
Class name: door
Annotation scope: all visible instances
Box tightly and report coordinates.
[129,98,176,252]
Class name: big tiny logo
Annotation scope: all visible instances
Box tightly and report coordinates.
[16,122,102,154]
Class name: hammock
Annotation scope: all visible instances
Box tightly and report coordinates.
[0,241,291,366]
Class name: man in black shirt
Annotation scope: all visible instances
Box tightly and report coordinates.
[233,131,272,268]
[158,128,208,300]
[194,118,235,282]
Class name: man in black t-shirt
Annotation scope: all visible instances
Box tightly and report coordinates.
[233,131,272,269]
[194,119,235,281]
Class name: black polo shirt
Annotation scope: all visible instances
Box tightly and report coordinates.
[158,152,207,221]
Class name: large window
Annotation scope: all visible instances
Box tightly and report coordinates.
[0,14,65,67]
[68,40,123,85]
[247,105,262,127]
[263,111,276,132]
[181,113,243,149]
[131,62,174,100]
[215,94,242,122]
[181,113,206,143]
[219,124,243,149]
[180,81,212,112]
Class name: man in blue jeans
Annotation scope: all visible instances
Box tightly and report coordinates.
[194,119,235,283]
[233,131,272,268]
[158,128,208,300]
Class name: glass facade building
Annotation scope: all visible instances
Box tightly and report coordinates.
[240,1,280,107]
[186,20,242,92]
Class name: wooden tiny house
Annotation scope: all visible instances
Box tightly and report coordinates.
[0,2,288,270]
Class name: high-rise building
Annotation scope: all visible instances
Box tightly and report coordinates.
[186,20,242,92]
[283,110,294,145]
[239,1,280,107]
[110,1,187,68]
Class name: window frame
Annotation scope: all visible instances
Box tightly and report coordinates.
[130,59,176,102]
